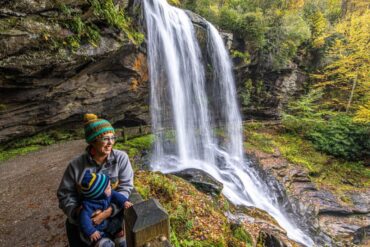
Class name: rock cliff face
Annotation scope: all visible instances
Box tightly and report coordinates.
[247,148,370,246]
[186,10,306,120]
[0,1,306,143]
[0,0,150,143]
[232,38,307,120]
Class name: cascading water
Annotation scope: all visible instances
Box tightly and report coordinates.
[143,0,315,246]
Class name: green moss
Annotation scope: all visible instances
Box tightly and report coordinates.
[0,146,41,162]
[272,133,326,175]
[316,161,370,191]
[125,135,154,150]
[232,225,253,246]
[244,131,275,154]
[221,198,230,211]
[168,0,181,6]
[244,121,265,130]
[149,173,177,202]
[0,129,83,163]
[58,3,73,16]
[0,104,7,111]
[0,17,19,33]
[115,134,154,159]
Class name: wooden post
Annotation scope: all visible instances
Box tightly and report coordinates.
[128,188,144,204]
[125,199,170,247]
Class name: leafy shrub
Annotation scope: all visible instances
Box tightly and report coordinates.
[238,79,253,108]
[283,90,370,160]
[219,6,267,49]
[307,115,370,160]
[282,89,327,133]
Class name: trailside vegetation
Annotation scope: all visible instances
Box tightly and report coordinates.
[55,0,144,52]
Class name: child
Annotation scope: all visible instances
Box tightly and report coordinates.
[79,170,133,247]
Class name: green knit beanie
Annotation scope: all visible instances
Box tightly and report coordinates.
[84,113,115,143]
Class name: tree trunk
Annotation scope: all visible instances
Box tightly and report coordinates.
[346,73,358,113]
[341,0,349,18]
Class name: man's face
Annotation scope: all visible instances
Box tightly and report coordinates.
[91,132,116,156]
[104,181,112,197]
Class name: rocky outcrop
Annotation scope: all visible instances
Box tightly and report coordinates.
[229,31,307,120]
[187,9,307,120]
[226,206,298,247]
[257,230,289,247]
[0,0,307,143]
[247,148,370,246]
[0,0,149,143]
[171,168,223,196]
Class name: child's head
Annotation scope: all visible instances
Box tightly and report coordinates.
[80,170,111,199]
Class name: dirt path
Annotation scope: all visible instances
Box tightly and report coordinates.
[0,140,86,247]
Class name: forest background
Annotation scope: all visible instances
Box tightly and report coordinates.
[171,0,369,163]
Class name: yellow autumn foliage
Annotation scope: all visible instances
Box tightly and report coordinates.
[353,101,370,124]
[315,9,370,112]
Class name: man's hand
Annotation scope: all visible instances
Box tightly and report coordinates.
[90,231,101,242]
[124,201,133,209]
[91,206,112,225]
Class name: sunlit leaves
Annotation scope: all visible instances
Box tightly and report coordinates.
[315,9,370,112]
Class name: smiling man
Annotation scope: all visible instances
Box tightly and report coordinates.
[57,114,134,247]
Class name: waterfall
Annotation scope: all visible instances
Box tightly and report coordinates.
[143,0,315,246]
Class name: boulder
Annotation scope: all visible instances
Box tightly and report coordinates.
[257,230,289,247]
[171,168,223,196]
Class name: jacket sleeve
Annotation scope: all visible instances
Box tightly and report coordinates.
[116,152,134,198]
[56,163,80,221]
[79,207,97,237]
[111,190,129,208]
[109,151,134,217]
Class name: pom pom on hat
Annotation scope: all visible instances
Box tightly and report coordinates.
[80,170,109,199]
[84,113,98,123]
[83,113,115,143]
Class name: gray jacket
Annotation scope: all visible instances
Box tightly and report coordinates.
[57,148,134,224]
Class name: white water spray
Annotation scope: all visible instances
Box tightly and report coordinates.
[143,0,314,246]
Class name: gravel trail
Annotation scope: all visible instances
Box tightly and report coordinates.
[0,140,86,247]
